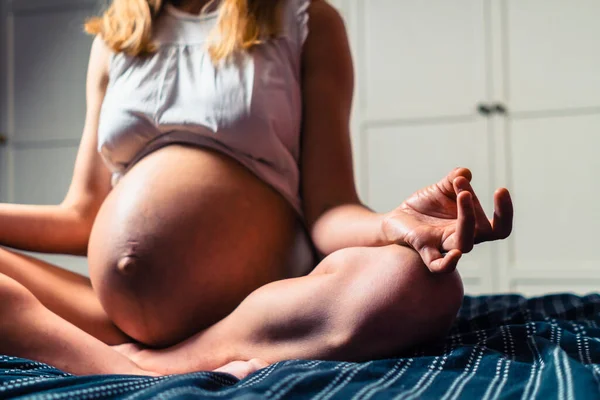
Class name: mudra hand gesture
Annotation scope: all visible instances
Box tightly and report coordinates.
[382,168,514,274]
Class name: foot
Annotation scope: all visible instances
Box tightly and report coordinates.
[114,343,268,379]
[213,359,270,380]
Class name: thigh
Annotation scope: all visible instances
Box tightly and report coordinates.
[0,248,128,345]
[241,245,463,342]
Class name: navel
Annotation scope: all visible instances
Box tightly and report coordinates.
[117,256,138,276]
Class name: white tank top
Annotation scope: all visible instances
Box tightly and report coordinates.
[98,0,310,215]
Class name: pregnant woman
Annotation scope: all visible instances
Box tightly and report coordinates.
[0,0,513,378]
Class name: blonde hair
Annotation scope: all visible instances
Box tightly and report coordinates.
[85,0,283,62]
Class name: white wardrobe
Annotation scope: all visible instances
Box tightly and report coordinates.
[335,0,600,295]
[2,0,600,295]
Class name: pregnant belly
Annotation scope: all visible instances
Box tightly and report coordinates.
[88,145,297,347]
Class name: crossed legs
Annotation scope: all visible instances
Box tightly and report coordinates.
[0,245,463,377]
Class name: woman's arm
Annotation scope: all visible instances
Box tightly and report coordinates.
[300,0,387,255]
[300,1,513,268]
[0,36,112,256]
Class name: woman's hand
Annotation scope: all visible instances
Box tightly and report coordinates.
[382,168,513,274]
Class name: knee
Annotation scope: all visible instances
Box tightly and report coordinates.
[417,269,464,342]
[0,274,36,313]
[382,245,464,340]
[336,245,463,354]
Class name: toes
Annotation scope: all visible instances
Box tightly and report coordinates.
[248,358,270,370]
[213,359,270,380]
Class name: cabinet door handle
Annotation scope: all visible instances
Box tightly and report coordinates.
[477,104,493,116]
[477,103,508,116]
[493,103,508,115]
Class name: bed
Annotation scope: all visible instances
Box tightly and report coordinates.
[2,294,600,399]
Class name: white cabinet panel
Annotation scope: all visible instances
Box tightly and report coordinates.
[364,120,492,212]
[506,0,600,112]
[13,146,77,205]
[508,114,600,271]
[364,119,495,289]
[358,0,486,120]
[13,8,92,142]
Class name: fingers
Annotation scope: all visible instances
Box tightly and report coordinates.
[421,244,462,274]
[456,180,513,243]
[427,249,462,274]
[492,188,513,239]
[440,167,473,196]
[450,167,473,183]
[453,176,492,232]
[452,176,517,244]
[454,191,476,253]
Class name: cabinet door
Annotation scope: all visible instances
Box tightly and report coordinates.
[505,0,600,113]
[500,0,600,295]
[364,119,496,295]
[351,0,488,122]
[502,114,600,294]
[4,0,103,274]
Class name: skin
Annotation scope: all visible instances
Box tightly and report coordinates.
[0,0,512,379]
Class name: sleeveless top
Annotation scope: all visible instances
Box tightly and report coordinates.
[97,0,310,216]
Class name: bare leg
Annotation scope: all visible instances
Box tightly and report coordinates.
[0,247,128,344]
[0,273,153,376]
[130,245,464,375]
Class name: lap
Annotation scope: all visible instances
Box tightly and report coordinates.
[0,242,464,376]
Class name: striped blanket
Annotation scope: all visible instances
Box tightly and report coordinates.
[2,294,600,399]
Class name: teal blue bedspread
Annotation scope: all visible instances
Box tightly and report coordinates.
[2,294,600,399]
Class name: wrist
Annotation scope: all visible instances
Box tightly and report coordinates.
[379,211,395,246]
[380,209,409,247]
[356,205,395,247]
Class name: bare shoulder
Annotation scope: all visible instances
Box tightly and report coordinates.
[87,36,111,90]
[302,0,351,65]
[305,0,346,37]
[301,0,353,88]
